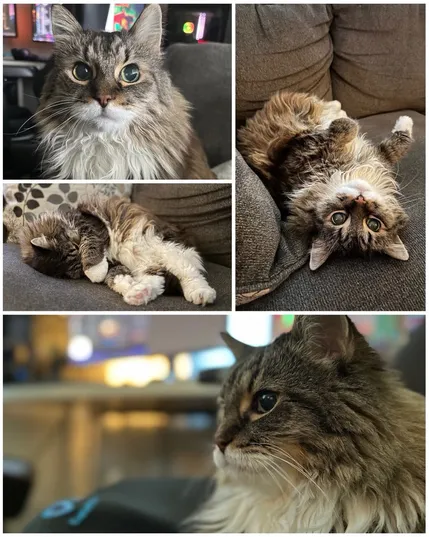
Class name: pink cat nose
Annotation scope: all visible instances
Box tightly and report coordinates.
[355,194,366,204]
[96,95,114,108]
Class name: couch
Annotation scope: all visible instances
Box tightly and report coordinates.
[3,184,232,311]
[235,4,425,311]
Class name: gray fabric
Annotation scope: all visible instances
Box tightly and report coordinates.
[236,4,333,123]
[131,184,232,267]
[236,111,425,311]
[4,244,231,312]
[331,4,425,118]
[165,43,232,167]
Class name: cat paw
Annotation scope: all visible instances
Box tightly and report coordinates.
[329,118,359,143]
[85,258,108,283]
[184,285,216,306]
[393,116,413,136]
[123,277,164,306]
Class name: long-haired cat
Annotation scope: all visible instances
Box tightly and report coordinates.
[238,92,413,269]
[37,4,216,180]
[19,196,216,306]
[188,315,425,532]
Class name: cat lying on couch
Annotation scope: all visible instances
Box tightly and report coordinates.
[19,196,216,307]
[239,92,413,270]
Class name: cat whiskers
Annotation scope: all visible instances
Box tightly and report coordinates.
[10,99,80,136]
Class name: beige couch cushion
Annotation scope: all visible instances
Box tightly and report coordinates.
[236,4,333,122]
[331,4,425,118]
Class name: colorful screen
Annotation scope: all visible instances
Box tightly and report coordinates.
[3,4,16,37]
[32,4,54,43]
[105,4,145,32]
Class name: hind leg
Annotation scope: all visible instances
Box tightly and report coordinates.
[378,116,414,164]
[320,100,348,129]
[105,263,164,306]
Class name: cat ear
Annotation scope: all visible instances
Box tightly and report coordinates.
[291,315,354,359]
[221,332,256,361]
[51,5,83,40]
[31,236,52,250]
[309,238,332,270]
[129,4,163,52]
[383,236,409,261]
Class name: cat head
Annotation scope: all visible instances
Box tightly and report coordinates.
[214,316,391,485]
[41,4,166,133]
[19,212,84,279]
[290,173,409,270]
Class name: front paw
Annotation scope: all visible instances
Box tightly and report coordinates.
[84,258,108,283]
[184,284,216,306]
[393,116,413,136]
[123,277,164,306]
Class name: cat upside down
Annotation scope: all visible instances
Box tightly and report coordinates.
[19,196,216,307]
[238,92,413,270]
[188,316,425,532]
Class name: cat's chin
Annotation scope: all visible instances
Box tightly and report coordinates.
[79,103,136,133]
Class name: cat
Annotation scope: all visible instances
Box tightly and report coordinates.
[188,315,425,532]
[19,195,216,307]
[37,4,216,180]
[238,92,413,270]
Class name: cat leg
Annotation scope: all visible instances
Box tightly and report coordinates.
[327,118,359,149]
[105,263,165,306]
[143,243,216,306]
[378,116,414,164]
[320,100,348,129]
[79,236,108,283]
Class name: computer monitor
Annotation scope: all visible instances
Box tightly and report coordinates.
[105,4,145,32]
[3,4,17,37]
[32,4,54,43]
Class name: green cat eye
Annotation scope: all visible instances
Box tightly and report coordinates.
[252,390,278,414]
[121,64,140,83]
[72,62,92,81]
[331,212,347,226]
[367,217,381,232]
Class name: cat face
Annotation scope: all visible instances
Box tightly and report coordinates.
[19,213,84,279]
[41,5,165,133]
[291,174,409,270]
[214,316,386,482]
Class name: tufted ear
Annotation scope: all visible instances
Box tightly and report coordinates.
[309,238,333,270]
[30,236,52,250]
[51,5,83,40]
[129,4,162,53]
[220,332,257,361]
[290,315,354,359]
[383,235,409,261]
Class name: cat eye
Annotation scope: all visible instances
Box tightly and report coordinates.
[121,64,140,83]
[72,62,92,82]
[366,217,381,232]
[331,212,347,226]
[252,390,278,414]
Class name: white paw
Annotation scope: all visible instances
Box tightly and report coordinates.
[85,258,108,283]
[184,285,216,306]
[393,116,413,135]
[123,277,164,306]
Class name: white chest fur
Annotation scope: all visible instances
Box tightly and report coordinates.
[43,129,180,180]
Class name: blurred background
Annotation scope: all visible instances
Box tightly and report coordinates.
[3,314,425,532]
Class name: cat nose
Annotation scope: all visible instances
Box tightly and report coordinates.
[215,437,231,453]
[96,95,114,108]
[355,194,365,204]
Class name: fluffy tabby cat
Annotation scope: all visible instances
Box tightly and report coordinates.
[238,92,413,269]
[188,316,425,532]
[37,4,215,180]
[19,196,216,306]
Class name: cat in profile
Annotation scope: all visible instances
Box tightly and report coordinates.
[188,315,425,532]
[37,4,215,180]
[238,92,413,269]
[19,196,216,307]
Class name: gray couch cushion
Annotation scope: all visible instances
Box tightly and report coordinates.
[236,4,333,123]
[331,4,425,118]
[132,184,231,267]
[165,43,232,167]
[4,244,231,311]
[237,110,425,311]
